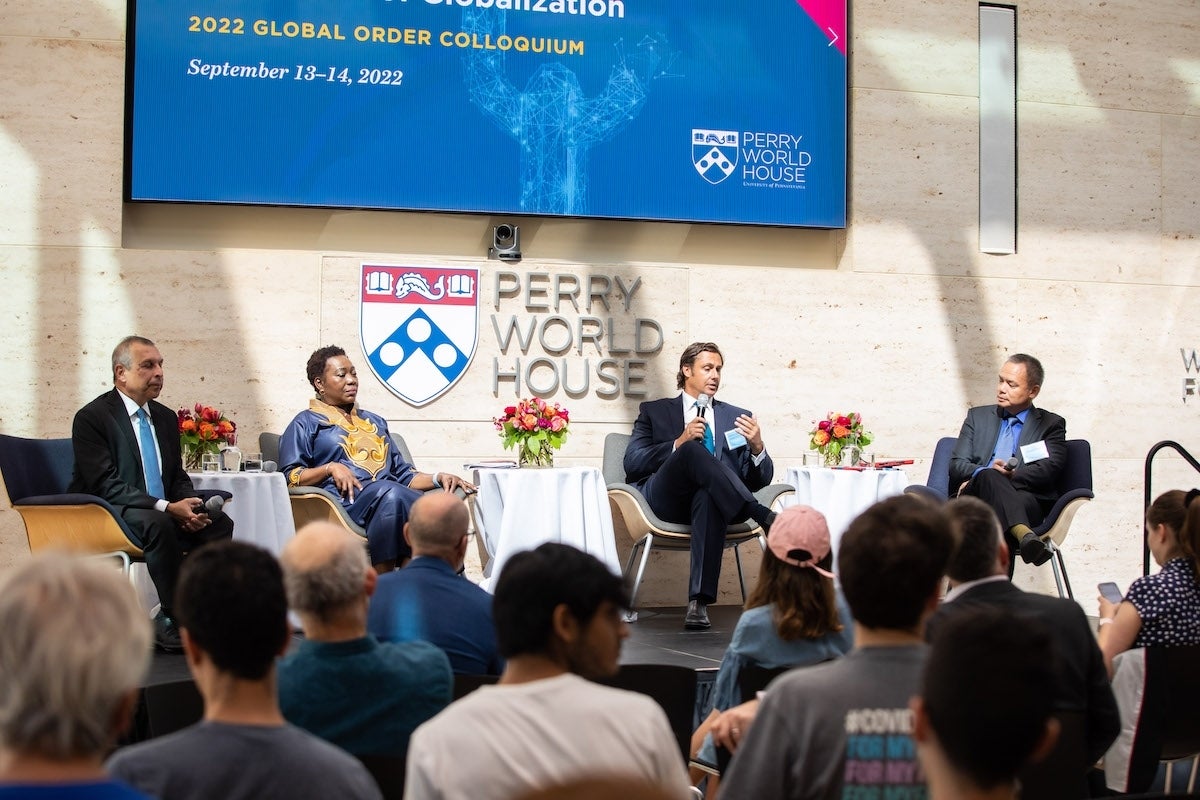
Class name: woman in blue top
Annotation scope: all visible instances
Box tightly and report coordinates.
[280,345,474,572]
[1098,488,1200,676]
[689,504,854,782]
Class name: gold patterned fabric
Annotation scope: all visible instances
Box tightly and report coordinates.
[307,399,390,480]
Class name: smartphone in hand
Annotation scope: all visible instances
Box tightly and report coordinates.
[1098,581,1123,604]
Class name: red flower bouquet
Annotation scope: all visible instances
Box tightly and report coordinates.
[494,397,569,467]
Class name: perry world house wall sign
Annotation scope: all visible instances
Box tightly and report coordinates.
[359,264,664,406]
[1182,348,1200,403]
[489,270,664,399]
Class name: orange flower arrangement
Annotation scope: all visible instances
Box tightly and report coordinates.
[178,403,237,470]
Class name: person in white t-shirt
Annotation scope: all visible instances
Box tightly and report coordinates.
[404,543,692,800]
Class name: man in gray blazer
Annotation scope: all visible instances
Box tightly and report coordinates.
[69,335,233,653]
[949,353,1066,570]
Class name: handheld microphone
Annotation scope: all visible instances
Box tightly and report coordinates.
[1005,457,1018,471]
[203,495,225,517]
[696,393,711,419]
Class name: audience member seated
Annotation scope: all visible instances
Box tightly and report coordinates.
[106,541,382,800]
[914,607,1060,800]
[367,492,503,674]
[404,543,692,800]
[689,505,853,786]
[1098,488,1200,676]
[279,345,474,572]
[278,521,453,758]
[949,353,1066,573]
[927,497,1118,765]
[714,495,954,800]
[0,556,152,799]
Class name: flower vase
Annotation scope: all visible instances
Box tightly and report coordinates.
[182,445,204,472]
[821,449,844,468]
[844,444,862,467]
[518,440,555,468]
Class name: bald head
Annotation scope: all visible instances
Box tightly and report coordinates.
[281,522,372,626]
[406,493,470,561]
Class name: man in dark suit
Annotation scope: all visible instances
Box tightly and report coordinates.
[949,353,1066,569]
[69,335,233,652]
[624,342,776,630]
[926,497,1119,769]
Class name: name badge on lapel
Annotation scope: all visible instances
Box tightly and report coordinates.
[1020,441,1050,463]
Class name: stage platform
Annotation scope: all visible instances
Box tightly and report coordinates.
[143,603,743,688]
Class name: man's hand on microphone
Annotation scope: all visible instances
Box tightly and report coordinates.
[167,498,211,532]
[989,458,1015,477]
[675,417,708,450]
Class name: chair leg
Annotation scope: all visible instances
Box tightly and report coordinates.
[1054,547,1074,600]
[733,543,746,603]
[625,535,654,612]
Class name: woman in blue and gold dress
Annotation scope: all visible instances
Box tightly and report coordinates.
[280,345,474,572]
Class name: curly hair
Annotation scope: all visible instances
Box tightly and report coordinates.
[305,345,347,391]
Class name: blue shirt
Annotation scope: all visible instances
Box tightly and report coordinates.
[973,406,1030,478]
[705,592,856,716]
[368,557,504,675]
[277,635,451,757]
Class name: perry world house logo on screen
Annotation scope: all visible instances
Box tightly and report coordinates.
[692,129,739,185]
[359,265,480,407]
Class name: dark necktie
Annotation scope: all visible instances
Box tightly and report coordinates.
[137,408,166,499]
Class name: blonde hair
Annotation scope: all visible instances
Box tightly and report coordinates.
[0,555,151,758]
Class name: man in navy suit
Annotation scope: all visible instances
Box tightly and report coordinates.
[624,342,776,629]
[69,335,233,653]
[949,353,1066,572]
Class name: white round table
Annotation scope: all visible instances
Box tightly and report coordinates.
[472,466,620,591]
[782,466,910,556]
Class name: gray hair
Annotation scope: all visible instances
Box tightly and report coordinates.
[111,335,156,381]
[281,530,370,623]
[0,555,151,759]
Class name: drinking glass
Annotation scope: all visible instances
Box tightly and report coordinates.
[200,453,220,473]
[244,452,263,472]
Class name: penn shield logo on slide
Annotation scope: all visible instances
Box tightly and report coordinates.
[692,129,739,185]
[359,265,479,407]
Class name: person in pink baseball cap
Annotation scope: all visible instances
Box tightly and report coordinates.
[688,505,854,793]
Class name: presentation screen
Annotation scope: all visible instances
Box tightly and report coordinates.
[125,1,847,228]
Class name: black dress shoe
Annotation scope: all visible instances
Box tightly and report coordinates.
[684,599,711,630]
[1019,533,1052,566]
[153,611,184,654]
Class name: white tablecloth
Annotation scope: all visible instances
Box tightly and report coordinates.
[472,466,620,592]
[133,471,297,612]
[189,471,296,555]
[782,466,910,555]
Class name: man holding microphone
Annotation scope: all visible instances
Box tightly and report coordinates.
[623,342,777,629]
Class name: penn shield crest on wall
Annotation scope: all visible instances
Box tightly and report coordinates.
[359,264,480,407]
